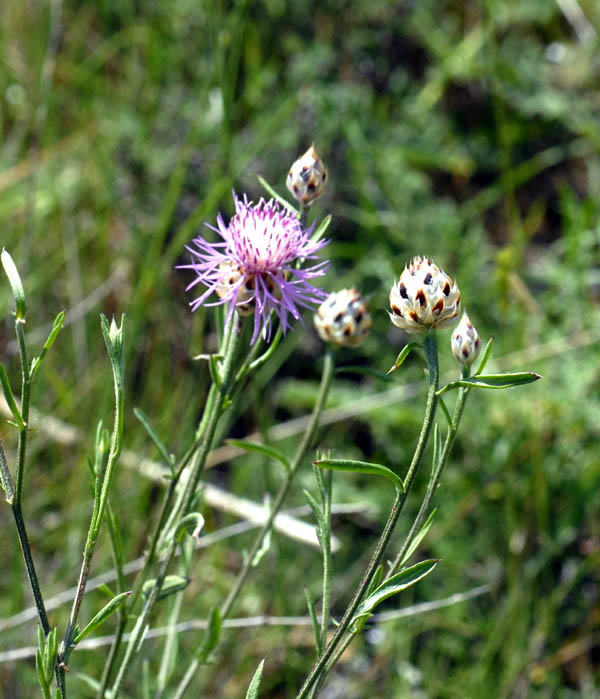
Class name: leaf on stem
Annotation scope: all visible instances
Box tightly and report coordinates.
[387,341,421,374]
[227,439,291,471]
[0,439,14,504]
[196,607,222,664]
[1,249,27,319]
[475,337,494,375]
[0,363,25,429]
[30,311,65,379]
[314,458,404,493]
[174,512,205,543]
[437,371,541,395]
[134,407,175,469]
[351,560,438,626]
[400,508,438,566]
[245,658,266,699]
[257,174,298,213]
[304,588,322,656]
[142,575,189,603]
[309,214,332,244]
[72,591,131,645]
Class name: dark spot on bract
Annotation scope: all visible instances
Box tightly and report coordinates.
[399,283,408,299]
[322,172,327,180]
[409,311,420,322]
[416,290,426,308]
[344,327,351,336]
[334,312,343,323]
[443,282,450,296]
[462,349,469,358]
[355,312,363,323]
[423,272,432,285]
[308,183,316,192]
[293,185,299,193]
[391,305,402,316]
[475,338,480,347]
[432,299,444,314]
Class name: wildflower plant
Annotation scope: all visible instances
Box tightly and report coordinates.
[0,144,541,699]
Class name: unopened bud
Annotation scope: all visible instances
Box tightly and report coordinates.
[314,289,371,347]
[389,256,461,334]
[451,312,481,366]
[286,144,327,205]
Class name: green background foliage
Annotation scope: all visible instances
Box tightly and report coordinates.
[1,0,599,696]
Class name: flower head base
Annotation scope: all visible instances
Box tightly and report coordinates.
[181,193,329,343]
[286,144,327,206]
[389,256,461,334]
[314,289,372,347]
[451,311,481,367]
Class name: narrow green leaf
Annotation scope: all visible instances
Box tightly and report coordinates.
[30,311,65,379]
[309,213,332,244]
[227,439,291,471]
[0,440,14,504]
[208,354,222,387]
[438,371,541,395]
[72,591,131,645]
[143,575,189,603]
[245,658,266,699]
[302,488,322,523]
[1,249,27,319]
[196,607,222,663]
[251,527,272,568]
[365,564,384,598]
[134,407,174,468]
[352,560,438,622]
[0,363,25,429]
[438,397,452,428]
[304,588,322,655]
[257,174,297,213]
[401,508,438,566]
[461,372,541,390]
[475,337,494,375]
[315,458,404,493]
[387,341,421,374]
[335,366,393,382]
[175,512,205,542]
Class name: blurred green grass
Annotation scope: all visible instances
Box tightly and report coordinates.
[1,0,599,696]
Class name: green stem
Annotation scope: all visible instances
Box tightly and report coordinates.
[323,382,471,678]
[10,318,62,694]
[173,349,336,698]
[390,385,469,575]
[109,314,241,697]
[295,333,439,699]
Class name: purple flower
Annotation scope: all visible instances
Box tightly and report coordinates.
[180,193,330,343]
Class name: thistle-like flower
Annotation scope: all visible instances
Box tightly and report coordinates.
[314,289,372,347]
[180,193,329,343]
[451,311,481,367]
[286,144,327,206]
[389,256,461,334]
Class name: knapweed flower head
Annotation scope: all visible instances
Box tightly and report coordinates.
[389,256,461,334]
[286,144,327,206]
[181,192,329,343]
[314,289,372,347]
[451,311,481,367]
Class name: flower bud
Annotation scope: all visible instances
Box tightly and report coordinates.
[389,256,461,334]
[314,289,371,347]
[286,144,327,205]
[451,311,481,366]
